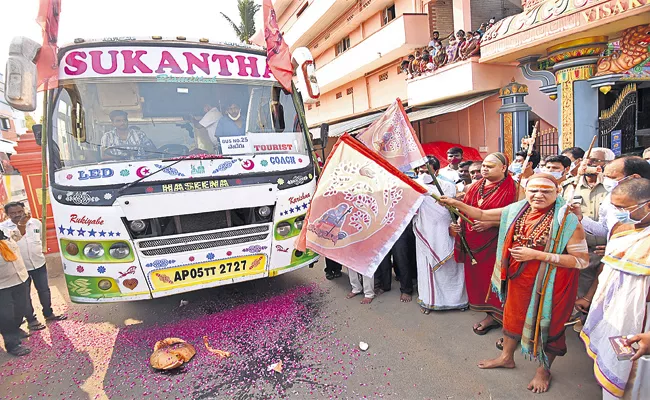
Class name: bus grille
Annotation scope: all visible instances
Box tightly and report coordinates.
[138,226,270,249]
[140,233,269,256]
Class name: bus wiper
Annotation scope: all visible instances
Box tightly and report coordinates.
[117,154,233,193]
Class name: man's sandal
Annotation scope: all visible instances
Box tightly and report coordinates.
[45,314,67,321]
[472,321,499,336]
[496,337,504,351]
[27,321,46,331]
[7,345,31,357]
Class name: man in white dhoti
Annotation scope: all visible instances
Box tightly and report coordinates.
[414,156,468,314]
[580,178,650,399]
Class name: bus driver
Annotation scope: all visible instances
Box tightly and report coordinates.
[100,110,156,160]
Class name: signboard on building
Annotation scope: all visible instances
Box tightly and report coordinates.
[611,130,622,156]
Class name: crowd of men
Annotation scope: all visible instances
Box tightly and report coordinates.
[0,202,66,357]
[327,144,650,396]
[401,18,495,79]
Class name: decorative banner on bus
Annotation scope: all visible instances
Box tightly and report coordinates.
[59,46,276,81]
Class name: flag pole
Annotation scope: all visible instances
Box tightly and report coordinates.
[290,81,321,177]
[426,164,477,265]
[40,85,49,253]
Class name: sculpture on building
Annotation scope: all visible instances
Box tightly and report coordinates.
[596,24,650,76]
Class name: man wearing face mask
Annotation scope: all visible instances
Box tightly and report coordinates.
[439,147,465,190]
[542,155,571,185]
[580,178,650,399]
[215,102,246,139]
[561,147,585,177]
[571,156,650,239]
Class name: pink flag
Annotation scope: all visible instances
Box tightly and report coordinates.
[356,98,427,172]
[296,134,429,278]
[36,0,61,91]
[263,0,293,93]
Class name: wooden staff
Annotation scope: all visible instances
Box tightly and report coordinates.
[532,134,598,356]
[426,164,477,265]
[515,121,540,198]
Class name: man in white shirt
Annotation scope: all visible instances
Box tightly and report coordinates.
[439,147,464,191]
[0,202,66,331]
[0,227,32,356]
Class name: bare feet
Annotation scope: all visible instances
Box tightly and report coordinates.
[400,293,412,303]
[420,308,431,315]
[527,367,552,393]
[375,289,385,296]
[360,297,374,304]
[346,292,360,299]
[477,356,516,369]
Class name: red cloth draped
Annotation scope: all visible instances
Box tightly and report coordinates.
[456,175,517,320]
[36,0,61,91]
[501,207,579,356]
[263,0,293,92]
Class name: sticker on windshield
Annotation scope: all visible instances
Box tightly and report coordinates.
[219,136,252,155]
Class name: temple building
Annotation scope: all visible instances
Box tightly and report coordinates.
[481,0,650,156]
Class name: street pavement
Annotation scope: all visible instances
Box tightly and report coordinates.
[0,255,602,399]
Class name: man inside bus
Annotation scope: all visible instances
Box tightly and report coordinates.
[214,102,246,139]
[100,110,157,160]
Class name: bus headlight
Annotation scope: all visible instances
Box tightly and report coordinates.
[98,279,113,291]
[257,206,271,218]
[109,242,131,259]
[83,243,105,259]
[276,222,291,237]
[66,242,79,256]
[294,216,305,231]
[129,220,147,233]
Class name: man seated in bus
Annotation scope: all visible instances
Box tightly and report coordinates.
[100,110,156,160]
[214,102,246,139]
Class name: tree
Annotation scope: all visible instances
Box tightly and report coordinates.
[24,113,36,131]
[220,0,261,44]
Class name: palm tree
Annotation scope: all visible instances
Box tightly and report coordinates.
[220,0,262,44]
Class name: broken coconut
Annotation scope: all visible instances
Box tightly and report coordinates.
[150,338,196,370]
[359,341,369,351]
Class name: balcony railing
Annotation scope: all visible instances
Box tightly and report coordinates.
[316,13,429,93]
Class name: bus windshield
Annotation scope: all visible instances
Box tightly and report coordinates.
[51,79,307,171]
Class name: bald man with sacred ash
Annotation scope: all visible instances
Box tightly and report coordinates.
[441,173,589,394]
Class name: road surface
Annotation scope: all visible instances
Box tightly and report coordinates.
[0,255,601,399]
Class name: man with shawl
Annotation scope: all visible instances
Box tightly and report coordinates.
[414,156,468,314]
[452,153,517,334]
[581,178,650,399]
[441,174,589,393]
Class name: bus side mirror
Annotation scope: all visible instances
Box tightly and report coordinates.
[271,101,285,132]
[319,123,329,149]
[32,124,43,146]
[292,47,320,104]
[5,37,40,112]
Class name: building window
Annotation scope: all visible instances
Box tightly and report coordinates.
[379,72,389,82]
[0,117,10,131]
[315,101,321,107]
[336,92,343,99]
[382,4,396,26]
[335,36,351,56]
[296,1,309,18]
[346,87,354,95]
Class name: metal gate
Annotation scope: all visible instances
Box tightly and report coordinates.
[536,128,559,158]
[599,83,638,153]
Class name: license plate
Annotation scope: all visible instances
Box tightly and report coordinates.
[150,255,266,290]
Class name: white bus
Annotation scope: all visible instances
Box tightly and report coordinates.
[5,37,324,302]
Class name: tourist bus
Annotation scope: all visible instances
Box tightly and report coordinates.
[5,37,324,302]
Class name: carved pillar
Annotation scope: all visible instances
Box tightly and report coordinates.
[547,37,608,150]
[498,79,531,162]
[10,133,58,253]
